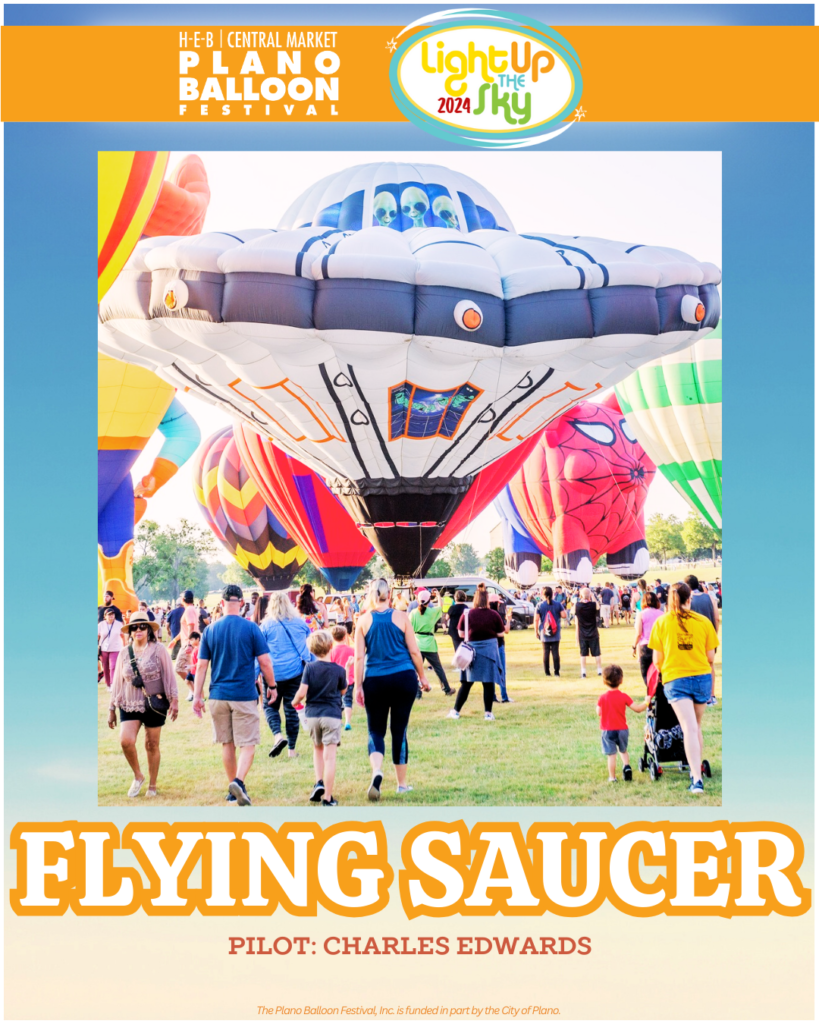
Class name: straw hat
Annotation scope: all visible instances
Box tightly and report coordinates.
[124,610,161,635]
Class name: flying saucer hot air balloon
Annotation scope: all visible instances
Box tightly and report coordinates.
[98,354,200,611]
[193,428,307,590]
[99,160,721,577]
[493,487,546,588]
[615,320,722,531]
[234,424,374,592]
[505,396,657,584]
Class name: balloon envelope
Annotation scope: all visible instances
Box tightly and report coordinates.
[193,428,307,590]
[234,423,374,592]
[615,320,722,530]
[506,396,657,584]
[100,160,720,575]
[493,487,544,588]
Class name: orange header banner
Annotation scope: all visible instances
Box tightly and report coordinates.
[2,24,819,123]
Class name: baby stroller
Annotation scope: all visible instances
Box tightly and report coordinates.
[639,665,711,782]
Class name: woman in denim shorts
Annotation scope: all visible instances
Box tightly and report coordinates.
[648,582,719,795]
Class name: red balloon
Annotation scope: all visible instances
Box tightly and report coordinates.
[234,424,374,591]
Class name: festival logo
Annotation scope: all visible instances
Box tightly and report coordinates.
[388,9,583,148]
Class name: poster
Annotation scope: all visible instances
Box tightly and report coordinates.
[2,2,815,1020]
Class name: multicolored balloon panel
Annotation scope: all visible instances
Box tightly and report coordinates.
[615,320,722,531]
[193,429,307,590]
[98,151,168,302]
[493,487,545,588]
[506,396,657,584]
[98,353,199,611]
[234,424,373,592]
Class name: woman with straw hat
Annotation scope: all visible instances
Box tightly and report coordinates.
[107,610,179,798]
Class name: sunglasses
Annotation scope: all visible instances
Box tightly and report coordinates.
[132,624,150,631]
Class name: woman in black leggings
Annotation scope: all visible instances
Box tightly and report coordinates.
[354,580,431,800]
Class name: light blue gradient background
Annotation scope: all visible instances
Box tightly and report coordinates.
[3,3,814,884]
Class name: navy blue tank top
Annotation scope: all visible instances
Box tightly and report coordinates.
[364,609,415,676]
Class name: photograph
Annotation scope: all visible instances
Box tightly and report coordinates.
[97,151,722,807]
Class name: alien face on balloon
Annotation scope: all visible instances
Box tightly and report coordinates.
[373,191,398,227]
[432,195,460,230]
[401,186,430,228]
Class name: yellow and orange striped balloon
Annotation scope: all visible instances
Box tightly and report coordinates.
[98,151,169,302]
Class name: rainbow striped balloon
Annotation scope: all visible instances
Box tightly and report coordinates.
[98,151,168,302]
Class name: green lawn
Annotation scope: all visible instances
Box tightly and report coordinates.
[98,618,721,807]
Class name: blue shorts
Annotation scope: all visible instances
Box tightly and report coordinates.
[664,673,712,704]
[601,729,628,754]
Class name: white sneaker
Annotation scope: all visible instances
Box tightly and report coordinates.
[396,785,414,794]
[447,709,460,719]
[484,712,495,721]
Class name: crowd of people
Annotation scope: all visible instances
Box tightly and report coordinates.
[98,571,721,803]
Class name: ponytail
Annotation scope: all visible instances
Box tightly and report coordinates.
[473,583,489,610]
[669,582,692,628]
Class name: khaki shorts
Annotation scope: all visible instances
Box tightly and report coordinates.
[305,715,342,747]
[209,699,260,747]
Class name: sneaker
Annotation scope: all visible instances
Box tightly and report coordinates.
[310,780,325,803]
[688,780,705,795]
[447,709,460,719]
[706,696,718,706]
[186,693,194,702]
[321,797,338,807]
[484,712,495,721]
[367,772,383,802]
[269,736,287,758]
[501,697,514,703]
[554,672,560,677]
[597,669,603,676]
[581,672,587,679]
[608,777,617,784]
[225,792,237,803]
[396,785,414,794]
[344,723,352,731]
[623,765,633,782]
[228,778,252,806]
[127,777,145,798]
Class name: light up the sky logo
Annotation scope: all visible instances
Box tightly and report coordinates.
[388,8,584,148]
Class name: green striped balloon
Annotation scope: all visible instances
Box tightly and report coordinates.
[615,320,721,530]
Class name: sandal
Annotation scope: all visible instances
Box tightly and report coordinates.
[127,777,145,798]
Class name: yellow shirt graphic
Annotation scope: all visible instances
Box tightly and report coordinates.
[648,610,719,683]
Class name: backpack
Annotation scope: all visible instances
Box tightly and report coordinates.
[542,604,558,637]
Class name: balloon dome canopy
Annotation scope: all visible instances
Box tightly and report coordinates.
[100,161,720,576]
[277,162,515,235]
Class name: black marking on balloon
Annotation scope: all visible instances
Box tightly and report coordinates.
[319,362,370,479]
[517,374,533,389]
[346,363,400,479]
[333,372,353,388]
[321,238,343,279]
[351,410,369,425]
[421,369,554,479]
[477,409,496,423]
[295,230,340,277]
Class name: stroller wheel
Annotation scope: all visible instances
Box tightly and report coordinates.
[638,757,646,773]
[649,762,659,781]
[702,759,712,778]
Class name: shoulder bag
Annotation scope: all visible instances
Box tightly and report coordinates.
[128,644,170,719]
[452,610,475,670]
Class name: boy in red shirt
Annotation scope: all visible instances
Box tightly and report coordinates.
[596,664,648,783]
[330,625,356,731]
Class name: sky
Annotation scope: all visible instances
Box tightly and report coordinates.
[131,150,721,557]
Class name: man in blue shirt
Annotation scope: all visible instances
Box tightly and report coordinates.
[535,586,568,678]
[193,584,277,806]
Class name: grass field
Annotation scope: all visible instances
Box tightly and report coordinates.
[98,617,722,808]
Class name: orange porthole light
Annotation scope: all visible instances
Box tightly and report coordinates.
[454,299,483,331]
[163,278,188,311]
[681,294,706,325]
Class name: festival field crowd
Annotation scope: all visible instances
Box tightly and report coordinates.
[98,573,721,804]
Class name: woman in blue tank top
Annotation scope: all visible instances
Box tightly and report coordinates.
[354,579,431,801]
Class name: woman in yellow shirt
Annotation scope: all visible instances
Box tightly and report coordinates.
[648,582,719,795]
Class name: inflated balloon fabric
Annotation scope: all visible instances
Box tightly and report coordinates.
[98,151,168,302]
[99,161,720,575]
[493,487,545,588]
[504,395,657,584]
[193,428,307,590]
[234,423,374,592]
[98,354,200,610]
[615,320,722,531]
